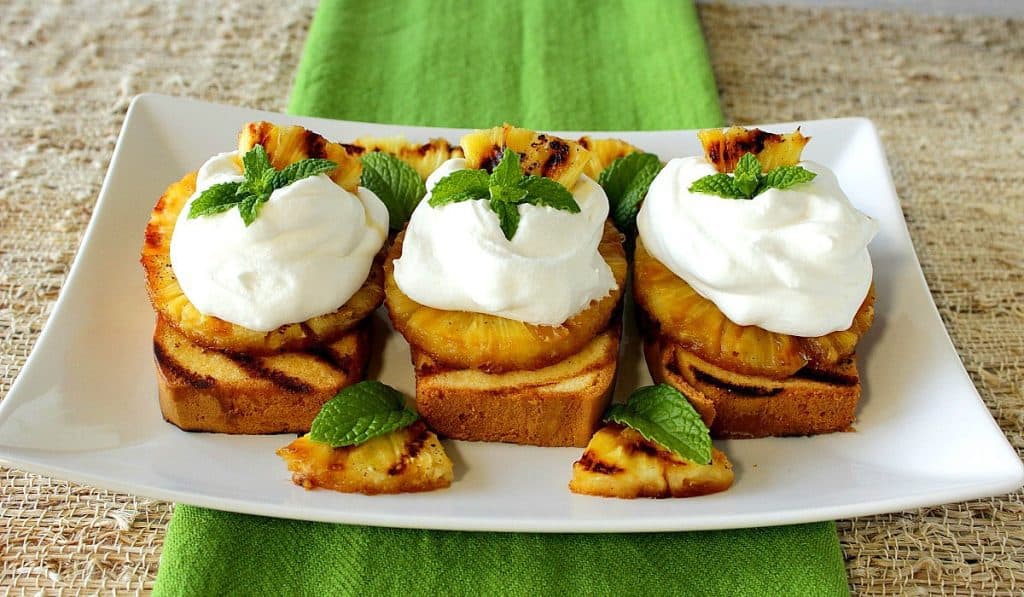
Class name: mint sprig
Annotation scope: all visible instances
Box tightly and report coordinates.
[308,381,419,448]
[688,152,816,200]
[360,152,427,231]
[598,152,662,233]
[428,149,580,240]
[605,383,712,465]
[187,145,337,226]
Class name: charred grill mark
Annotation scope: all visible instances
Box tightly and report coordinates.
[541,139,570,177]
[578,451,623,475]
[710,128,783,172]
[221,351,315,394]
[144,225,163,248]
[306,345,353,375]
[792,368,859,387]
[341,143,366,156]
[387,422,429,476]
[479,144,503,172]
[301,129,328,160]
[628,440,659,457]
[577,136,591,149]
[154,340,215,389]
[692,369,783,397]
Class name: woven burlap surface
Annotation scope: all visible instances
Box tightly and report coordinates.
[1,0,1021,594]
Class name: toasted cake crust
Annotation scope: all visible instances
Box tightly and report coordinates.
[412,325,621,447]
[644,334,861,439]
[154,316,370,434]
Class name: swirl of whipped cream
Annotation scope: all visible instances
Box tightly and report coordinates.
[637,156,878,337]
[170,151,388,332]
[393,158,617,326]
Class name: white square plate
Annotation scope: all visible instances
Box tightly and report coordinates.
[1,94,1020,532]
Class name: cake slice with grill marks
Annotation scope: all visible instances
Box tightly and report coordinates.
[153,316,370,434]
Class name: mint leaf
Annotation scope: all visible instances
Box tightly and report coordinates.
[428,169,490,207]
[732,152,762,198]
[360,152,427,230]
[763,165,817,190]
[519,176,580,213]
[614,159,661,233]
[490,148,523,187]
[688,173,747,199]
[598,152,660,205]
[308,381,419,448]
[242,144,272,184]
[188,182,243,219]
[272,158,338,188]
[489,200,520,241]
[237,194,264,227]
[490,184,528,204]
[605,383,712,464]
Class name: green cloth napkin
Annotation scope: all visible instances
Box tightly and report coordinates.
[154,1,848,595]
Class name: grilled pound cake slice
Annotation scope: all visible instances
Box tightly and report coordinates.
[153,317,370,434]
[644,334,860,439]
[277,421,453,495]
[570,424,733,498]
[412,325,620,447]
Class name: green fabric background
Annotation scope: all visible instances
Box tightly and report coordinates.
[154,1,848,595]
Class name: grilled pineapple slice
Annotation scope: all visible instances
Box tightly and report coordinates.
[578,136,641,180]
[385,222,627,372]
[350,136,464,180]
[277,421,453,494]
[634,239,874,379]
[570,424,733,498]
[238,121,363,191]
[141,123,383,355]
[698,126,810,173]
[461,124,590,189]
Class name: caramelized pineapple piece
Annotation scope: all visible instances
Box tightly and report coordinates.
[237,121,363,192]
[277,421,453,495]
[141,123,383,354]
[384,223,626,372]
[570,424,733,498]
[698,126,810,173]
[577,136,642,180]
[460,124,591,188]
[350,136,464,180]
[633,239,874,378]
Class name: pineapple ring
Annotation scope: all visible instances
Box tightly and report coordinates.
[385,222,627,373]
[141,171,384,355]
[634,239,874,379]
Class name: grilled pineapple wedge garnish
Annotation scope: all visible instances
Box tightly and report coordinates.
[238,121,363,192]
[570,424,733,498]
[278,421,453,495]
[141,122,383,354]
[698,126,810,173]
[577,136,641,180]
[350,136,464,181]
[385,222,627,372]
[634,238,874,379]
[461,124,590,189]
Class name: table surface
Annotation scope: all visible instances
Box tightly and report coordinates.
[1,1,1021,594]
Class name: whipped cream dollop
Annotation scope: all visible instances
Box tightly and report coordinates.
[637,156,878,337]
[393,158,616,325]
[170,151,388,331]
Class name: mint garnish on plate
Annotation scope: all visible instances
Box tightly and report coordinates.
[308,381,419,448]
[188,144,337,226]
[605,383,712,464]
[359,152,426,231]
[598,151,662,233]
[689,152,816,200]
[428,149,580,241]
